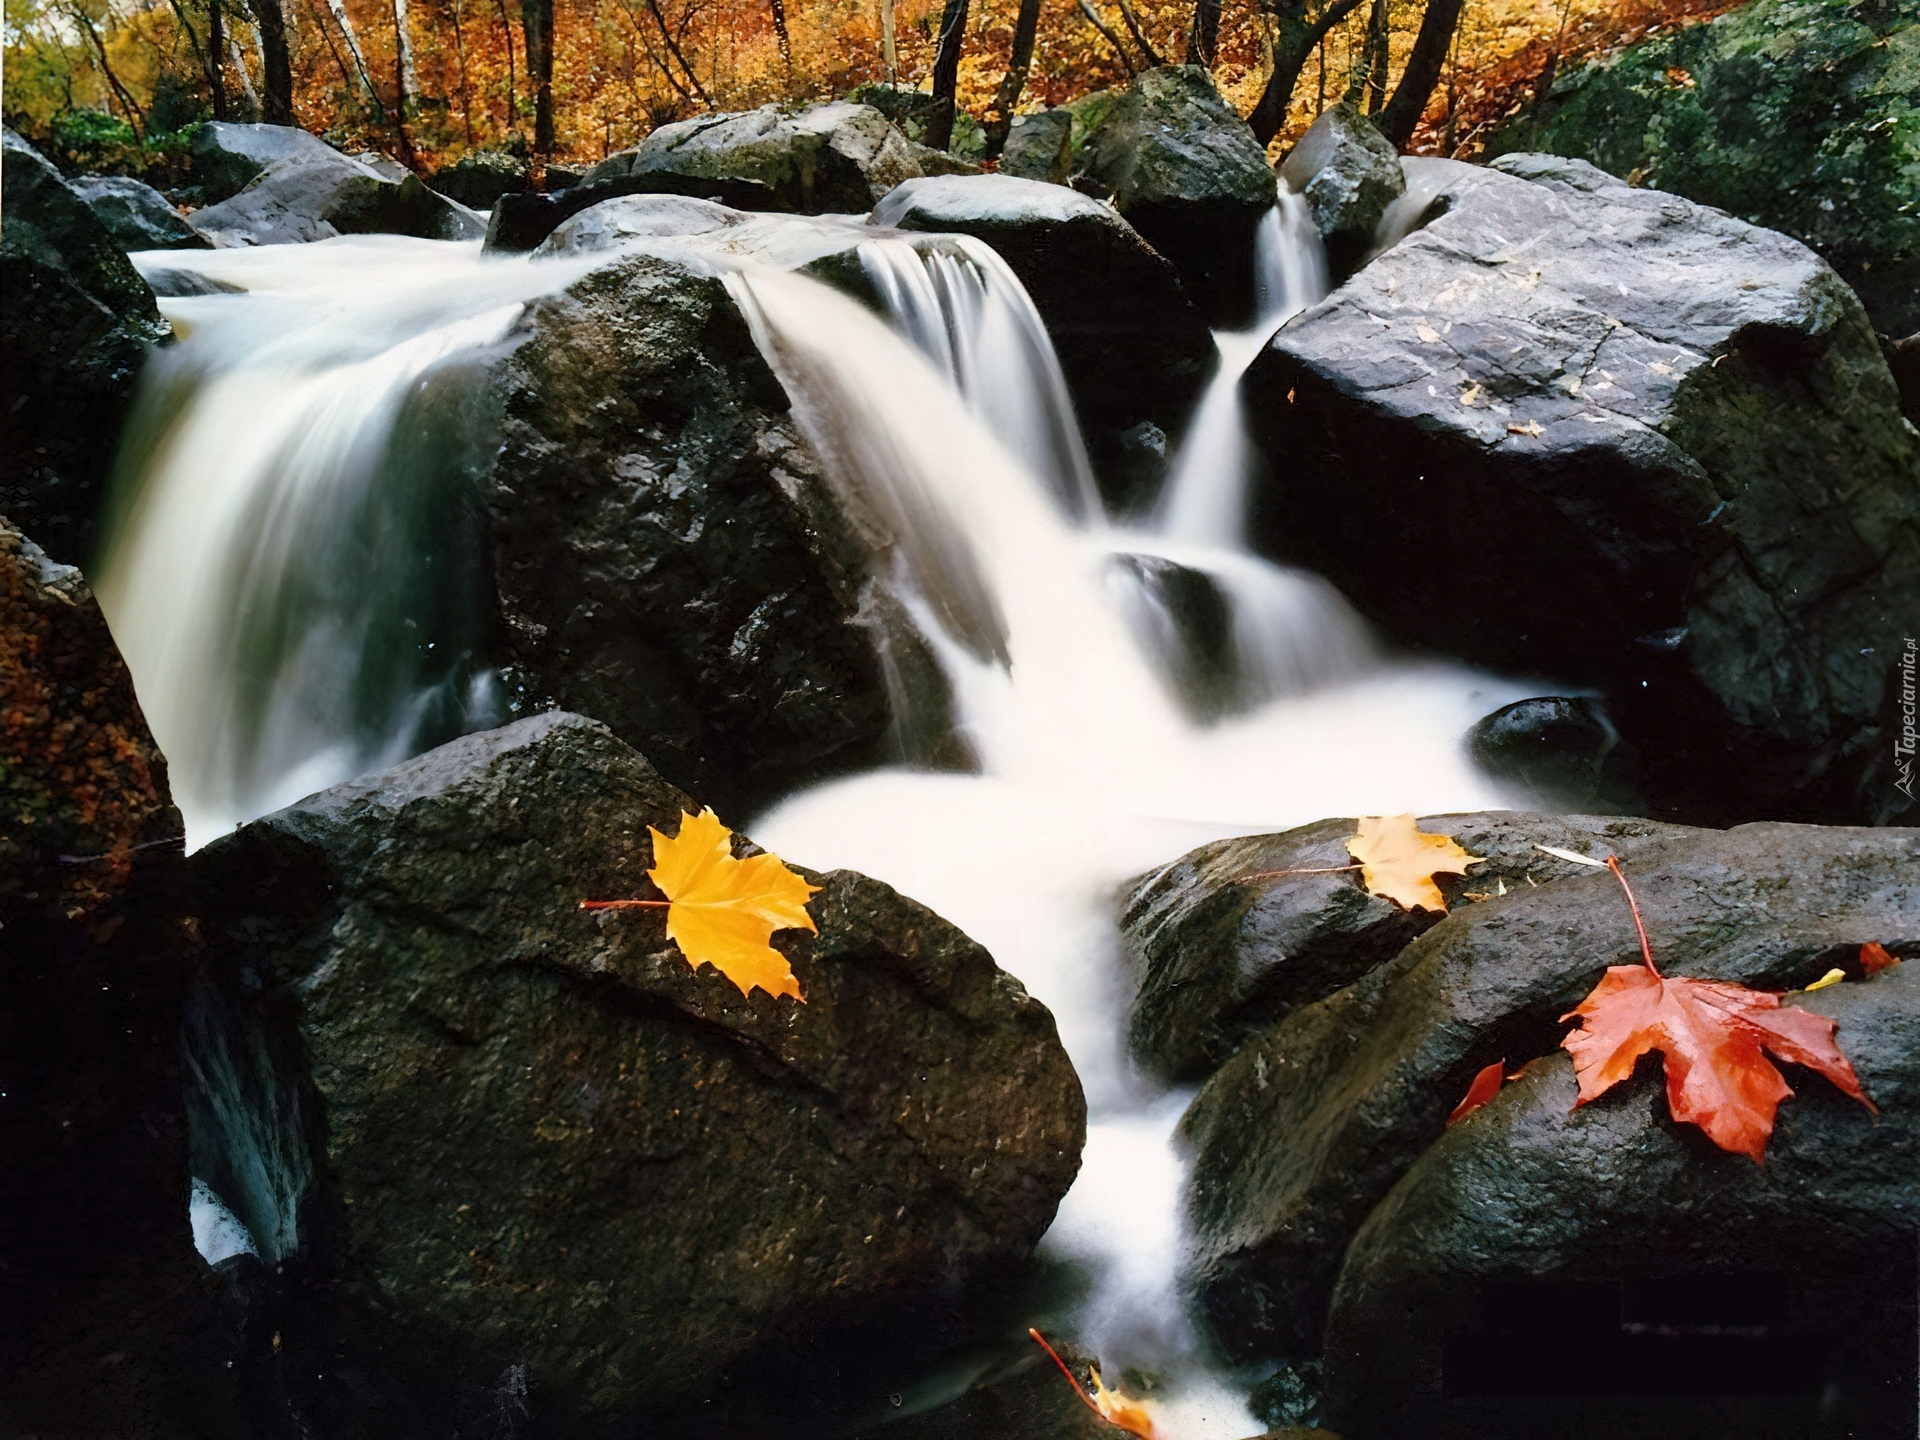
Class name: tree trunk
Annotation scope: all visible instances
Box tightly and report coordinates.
[230,33,260,108]
[495,0,518,132]
[451,0,476,143]
[1361,0,1388,114]
[984,0,1041,155]
[923,0,969,151]
[1186,0,1220,66]
[251,0,294,123]
[392,0,419,109]
[1076,0,1135,75]
[325,0,382,103]
[521,0,555,152]
[208,0,229,119]
[1114,0,1163,67]
[769,0,793,75]
[881,0,896,79]
[73,9,147,138]
[1247,0,1369,145]
[1378,0,1463,147]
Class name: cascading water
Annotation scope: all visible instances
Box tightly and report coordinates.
[101,209,1530,1435]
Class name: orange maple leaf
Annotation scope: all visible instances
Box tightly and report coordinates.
[1861,941,1899,976]
[583,808,819,1002]
[1347,813,1485,913]
[1447,1059,1507,1127]
[1029,1330,1158,1438]
[1559,857,1875,1161]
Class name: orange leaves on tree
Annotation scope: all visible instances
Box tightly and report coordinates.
[1347,813,1485,913]
[582,808,818,1002]
[1029,1330,1158,1438]
[1558,856,1875,1162]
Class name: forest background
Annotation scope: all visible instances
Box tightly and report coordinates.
[3,0,1735,186]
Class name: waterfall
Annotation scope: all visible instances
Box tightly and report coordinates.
[96,238,609,849]
[731,243,1524,1432]
[99,216,1529,1437]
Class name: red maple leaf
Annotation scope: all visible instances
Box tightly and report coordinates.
[1559,858,1876,1161]
[1447,1059,1507,1127]
[1860,941,1899,976]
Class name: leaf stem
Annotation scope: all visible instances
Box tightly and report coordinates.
[1605,854,1659,978]
[1236,863,1365,883]
[1028,1329,1105,1421]
[579,899,671,910]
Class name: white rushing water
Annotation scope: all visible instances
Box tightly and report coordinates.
[103,207,1529,1434]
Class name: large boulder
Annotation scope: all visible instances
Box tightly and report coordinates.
[997,109,1074,184]
[0,518,229,1438]
[427,146,529,208]
[189,136,484,246]
[846,82,990,164]
[0,129,169,565]
[1321,960,1920,1439]
[1487,0,1920,340]
[189,120,340,202]
[586,102,922,216]
[70,174,211,251]
[484,248,947,818]
[484,170,784,252]
[1245,155,1920,827]
[183,711,1085,1434]
[871,174,1214,510]
[1124,812,1698,1085]
[1076,66,1278,323]
[1184,817,1920,1364]
[1278,101,1405,273]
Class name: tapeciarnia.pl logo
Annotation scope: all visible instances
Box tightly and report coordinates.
[1897,636,1917,803]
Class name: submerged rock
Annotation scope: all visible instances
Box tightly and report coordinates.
[587,101,921,215]
[1466,695,1641,812]
[486,248,947,817]
[871,174,1213,510]
[1184,817,1920,1363]
[70,174,211,251]
[1246,155,1920,827]
[184,712,1085,1434]
[1075,66,1278,323]
[191,144,484,245]
[0,128,170,565]
[1486,0,1920,338]
[1124,812,1698,1086]
[1278,101,1405,273]
[1322,960,1920,1439]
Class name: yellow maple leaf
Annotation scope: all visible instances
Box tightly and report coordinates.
[646,808,819,1002]
[1348,813,1485,913]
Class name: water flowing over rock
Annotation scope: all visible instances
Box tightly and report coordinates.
[1278,101,1405,274]
[0,128,169,565]
[1183,816,1920,1364]
[1321,961,1920,1439]
[1486,0,1920,341]
[488,248,944,818]
[871,174,1214,510]
[586,101,922,216]
[190,143,484,246]
[183,711,1085,1434]
[1246,154,1920,827]
[70,175,211,252]
[1124,812,1697,1086]
[1075,66,1279,323]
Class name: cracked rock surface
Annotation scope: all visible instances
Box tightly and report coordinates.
[184,711,1084,1434]
[1246,154,1919,826]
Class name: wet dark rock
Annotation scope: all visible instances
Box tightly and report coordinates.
[1321,960,1920,1440]
[70,174,211,251]
[427,147,529,208]
[1885,330,1920,426]
[1126,812,1698,1086]
[842,1338,1115,1440]
[1246,154,1920,827]
[190,146,484,246]
[998,109,1074,184]
[484,171,783,252]
[1278,101,1405,274]
[1,128,169,565]
[189,120,339,203]
[1185,817,1920,1363]
[1108,552,1235,715]
[871,174,1214,512]
[1076,66,1278,323]
[1466,695,1641,812]
[0,518,228,1438]
[485,249,947,817]
[1486,0,1920,339]
[586,102,921,216]
[184,711,1085,1435]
